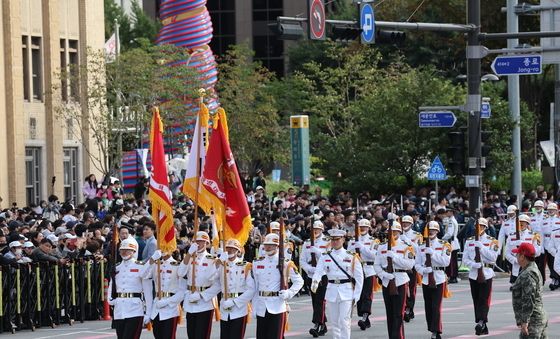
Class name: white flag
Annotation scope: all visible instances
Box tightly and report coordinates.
[104,33,118,62]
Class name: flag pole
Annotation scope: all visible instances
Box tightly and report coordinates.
[151,108,163,300]
[191,89,206,293]
[214,210,228,301]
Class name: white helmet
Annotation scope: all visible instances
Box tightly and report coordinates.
[533,200,544,208]
[119,238,138,252]
[357,219,371,227]
[269,221,281,231]
[518,214,531,224]
[312,220,325,230]
[547,203,558,211]
[478,217,488,227]
[225,239,242,252]
[507,205,518,214]
[263,233,280,246]
[390,222,402,232]
[195,231,210,243]
[401,215,413,224]
[428,221,440,231]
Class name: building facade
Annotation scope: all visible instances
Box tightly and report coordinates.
[0,0,105,207]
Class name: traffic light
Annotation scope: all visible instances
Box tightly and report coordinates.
[447,131,466,175]
[268,21,304,40]
[330,23,361,42]
[375,30,406,44]
[481,130,492,169]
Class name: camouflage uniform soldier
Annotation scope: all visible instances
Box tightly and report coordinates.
[511,243,548,339]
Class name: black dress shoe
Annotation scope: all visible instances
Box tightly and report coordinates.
[436,333,442,339]
[309,324,320,337]
[358,320,367,330]
[365,317,371,328]
[404,309,411,322]
[475,323,482,335]
[318,324,328,336]
[480,323,489,335]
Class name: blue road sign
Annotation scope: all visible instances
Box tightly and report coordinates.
[360,3,375,44]
[418,111,457,128]
[481,102,491,119]
[491,55,542,76]
[427,156,448,181]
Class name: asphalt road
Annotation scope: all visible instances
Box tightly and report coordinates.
[5,276,560,339]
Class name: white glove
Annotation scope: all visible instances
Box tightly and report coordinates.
[424,247,434,255]
[384,272,395,280]
[423,267,433,274]
[471,262,482,269]
[155,298,168,308]
[279,289,292,300]
[143,315,151,325]
[108,298,115,306]
[216,248,224,256]
[221,298,235,309]
[474,241,483,249]
[218,252,228,263]
[311,280,319,293]
[386,251,396,260]
[151,250,162,261]
[188,292,202,303]
[188,244,198,255]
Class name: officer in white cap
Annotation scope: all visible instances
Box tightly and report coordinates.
[347,218,379,331]
[258,221,293,260]
[178,231,218,339]
[463,217,499,335]
[252,233,303,339]
[108,238,153,339]
[300,220,330,337]
[400,215,422,322]
[415,221,452,339]
[146,247,183,339]
[311,228,363,339]
[374,221,415,339]
[205,239,255,339]
[531,200,546,282]
[498,205,518,251]
[543,203,560,290]
[506,214,541,285]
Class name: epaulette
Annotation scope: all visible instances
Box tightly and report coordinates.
[285,258,290,262]
[323,250,332,255]
[170,261,180,266]
[380,240,388,245]
[254,256,265,261]
[487,236,496,240]
[438,239,445,243]
[322,236,330,241]
[236,261,247,266]
[467,236,475,240]
[206,254,216,259]
[347,250,354,255]
[527,230,534,234]
[135,260,146,265]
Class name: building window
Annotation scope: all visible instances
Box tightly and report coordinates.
[60,39,80,101]
[25,147,42,206]
[31,37,43,101]
[29,118,37,140]
[63,147,79,203]
[22,36,30,101]
[207,0,236,56]
[60,39,68,101]
[252,0,284,75]
[66,118,74,140]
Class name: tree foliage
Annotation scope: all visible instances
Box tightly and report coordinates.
[104,0,160,51]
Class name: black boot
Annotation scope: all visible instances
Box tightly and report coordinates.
[475,322,483,335]
[358,313,370,330]
[480,323,489,335]
[404,308,412,322]
[317,323,328,336]
[309,323,320,338]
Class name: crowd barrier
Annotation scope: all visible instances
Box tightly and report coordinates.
[0,259,111,334]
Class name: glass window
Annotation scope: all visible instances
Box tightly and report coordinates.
[22,36,30,101]
[31,37,43,102]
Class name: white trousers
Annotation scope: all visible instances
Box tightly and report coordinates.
[326,295,352,339]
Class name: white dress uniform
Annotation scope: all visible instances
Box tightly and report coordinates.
[463,233,499,281]
[505,228,541,278]
[108,258,153,319]
[147,257,183,321]
[542,215,557,256]
[300,234,331,278]
[177,249,218,313]
[416,239,452,285]
[498,217,515,251]
[442,216,460,251]
[258,238,293,260]
[374,238,415,288]
[312,230,364,339]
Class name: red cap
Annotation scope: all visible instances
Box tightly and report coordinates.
[512,242,536,258]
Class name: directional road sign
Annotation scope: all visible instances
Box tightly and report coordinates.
[491,54,542,76]
[481,102,491,119]
[418,111,457,128]
[427,156,448,181]
[360,3,375,44]
[308,0,326,40]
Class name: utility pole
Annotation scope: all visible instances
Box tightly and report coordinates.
[507,0,523,206]
[466,0,482,215]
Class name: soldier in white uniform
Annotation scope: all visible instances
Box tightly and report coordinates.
[543,203,560,289]
[205,239,255,339]
[348,218,379,331]
[531,200,546,281]
[463,217,499,335]
[257,221,293,260]
[108,239,153,339]
[311,228,364,339]
[553,223,560,289]
[178,231,218,339]
[147,249,184,339]
[374,221,416,339]
[400,215,422,322]
[415,221,451,339]
[252,233,303,339]
[498,205,518,251]
[300,220,330,337]
[505,214,542,284]
[442,209,460,283]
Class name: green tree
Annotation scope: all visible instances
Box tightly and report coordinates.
[104,0,160,51]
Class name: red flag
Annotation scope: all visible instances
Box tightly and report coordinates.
[202,108,252,245]
[149,107,176,253]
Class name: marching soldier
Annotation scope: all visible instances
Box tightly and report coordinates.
[498,205,518,251]
[442,209,460,283]
[108,239,153,339]
[300,220,330,337]
[148,249,183,339]
[178,231,218,339]
[400,215,422,322]
[252,233,304,339]
[374,221,416,339]
[531,200,546,282]
[415,221,451,339]
[505,214,541,285]
[543,203,560,290]
[258,221,294,260]
[348,218,379,330]
[311,229,364,339]
[463,217,499,335]
[206,239,255,339]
